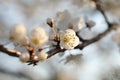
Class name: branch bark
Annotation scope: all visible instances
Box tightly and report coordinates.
[0,45,21,57]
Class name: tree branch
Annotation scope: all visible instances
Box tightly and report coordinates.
[76,25,115,49]
[0,45,21,57]
[47,47,65,58]
[0,0,118,63]
[92,0,111,26]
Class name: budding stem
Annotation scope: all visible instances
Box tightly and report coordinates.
[51,27,57,38]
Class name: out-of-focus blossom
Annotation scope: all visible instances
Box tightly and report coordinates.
[55,10,72,30]
[112,27,120,45]
[29,27,48,47]
[72,18,83,31]
[60,29,80,49]
[14,37,29,47]
[55,10,83,31]
[19,37,29,46]
[19,53,30,63]
[37,51,48,61]
[9,24,26,42]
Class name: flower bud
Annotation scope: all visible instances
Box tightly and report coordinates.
[19,53,30,63]
[37,52,48,61]
[47,18,54,28]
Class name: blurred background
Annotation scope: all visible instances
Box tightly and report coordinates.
[0,0,120,80]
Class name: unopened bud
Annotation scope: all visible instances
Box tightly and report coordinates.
[19,53,30,63]
[37,52,48,61]
[47,18,54,28]
[33,56,39,61]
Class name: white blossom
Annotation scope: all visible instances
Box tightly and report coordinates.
[37,52,48,61]
[29,27,48,47]
[19,53,30,63]
[9,24,26,42]
[112,27,120,45]
[60,29,80,49]
[55,10,83,31]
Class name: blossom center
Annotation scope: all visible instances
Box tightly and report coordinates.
[64,37,70,43]
[32,39,40,45]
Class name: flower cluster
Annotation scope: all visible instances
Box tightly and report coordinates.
[9,24,48,47]
[9,19,82,64]
[60,29,80,49]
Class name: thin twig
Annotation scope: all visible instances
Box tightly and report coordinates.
[92,0,111,26]
[0,45,21,57]
[76,25,115,49]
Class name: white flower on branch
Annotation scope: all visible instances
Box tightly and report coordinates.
[29,27,48,47]
[112,27,120,45]
[60,29,80,50]
[9,24,26,42]
[37,51,48,61]
[19,53,30,63]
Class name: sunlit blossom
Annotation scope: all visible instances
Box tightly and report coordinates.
[60,29,80,49]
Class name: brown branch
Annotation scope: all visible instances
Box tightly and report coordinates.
[76,31,86,42]
[76,25,115,49]
[92,0,111,26]
[46,24,116,58]
[47,47,65,58]
[0,45,21,57]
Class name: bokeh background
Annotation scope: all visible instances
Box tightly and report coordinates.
[0,0,120,80]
